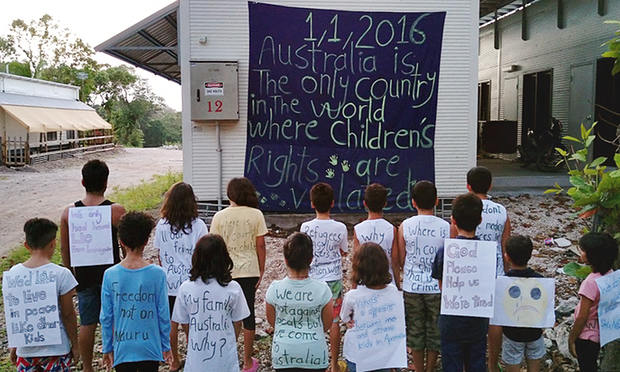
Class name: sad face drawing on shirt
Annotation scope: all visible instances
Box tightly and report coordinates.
[503,278,548,326]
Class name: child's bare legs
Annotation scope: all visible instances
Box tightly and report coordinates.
[79,325,96,372]
[412,349,439,372]
[170,322,181,370]
[243,329,255,369]
[330,322,341,372]
[487,325,502,372]
[505,361,541,372]
[525,358,542,372]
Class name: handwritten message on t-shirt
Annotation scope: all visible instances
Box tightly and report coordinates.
[112,283,159,342]
[345,289,407,371]
[68,206,113,267]
[245,3,446,213]
[596,270,620,346]
[3,271,61,347]
[440,239,496,318]
[183,290,234,359]
[267,280,331,369]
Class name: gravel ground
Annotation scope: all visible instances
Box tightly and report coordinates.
[0,148,587,371]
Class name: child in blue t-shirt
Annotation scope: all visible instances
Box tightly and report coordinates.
[100,212,172,371]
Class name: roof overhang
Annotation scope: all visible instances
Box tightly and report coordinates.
[95,1,180,84]
[2,105,112,132]
[95,0,523,82]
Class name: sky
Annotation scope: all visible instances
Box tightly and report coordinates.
[0,0,182,111]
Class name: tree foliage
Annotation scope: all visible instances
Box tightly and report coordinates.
[603,20,620,75]
[0,15,181,147]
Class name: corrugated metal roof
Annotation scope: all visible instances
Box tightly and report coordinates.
[0,92,94,111]
[95,1,180,84]
[96,0,527,83]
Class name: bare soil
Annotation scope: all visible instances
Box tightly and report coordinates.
[0,147,183,255]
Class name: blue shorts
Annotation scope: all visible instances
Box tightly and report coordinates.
[502,335,545,365]
[77,285,102,326]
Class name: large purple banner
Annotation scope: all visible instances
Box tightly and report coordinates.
[245,2,446,212]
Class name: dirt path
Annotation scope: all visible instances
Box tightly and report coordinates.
[0,147,182,256]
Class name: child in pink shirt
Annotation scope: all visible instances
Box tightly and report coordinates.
[569,232,618,371]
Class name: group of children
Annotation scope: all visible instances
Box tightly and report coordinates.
[6,160,619,372]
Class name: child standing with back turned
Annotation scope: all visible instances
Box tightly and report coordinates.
[210,177,268,372]
[569,232,619,372]
[398,180,449,372]
[432,193,487,372]
[501,235,546,372]
[464,166,511,371]
[301,182,349,372]
[100,212,172,372]
[9,218,79,372]
[154,181,208,371]
[353,183,399,286]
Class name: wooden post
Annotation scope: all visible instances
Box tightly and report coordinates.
[26,133,30,164]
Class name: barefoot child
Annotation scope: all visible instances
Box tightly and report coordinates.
[569,232,619,371]
[342,242,407,371]
[353,183,398,287]
[9,218,79,372]
[155,182,208,371]
[172,234,250,371]
[100,212,172,371]
[301,182,349,372]
[266,232,333,371]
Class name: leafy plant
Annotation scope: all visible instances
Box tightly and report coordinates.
[547,122,620,236]
[602,20,620,76]
[546,122,620,277]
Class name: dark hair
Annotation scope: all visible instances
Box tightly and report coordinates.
[24,218,58,249]
[364,183,387,213]
[310,182,334,213]
[412,180,437,210]
[579,232,619,274]
[190,234,233,286]
[82,160,109,193]
[283,232,313,272]
[118,212,155,250]
[467,166,492,194]
[161,182,199,235]
[451,193,483,233]
[505,235,533,266]
[227,177,259,208]
[350,242,392,287]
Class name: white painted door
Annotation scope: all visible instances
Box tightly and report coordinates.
[569,64,594,140]
[503,77,518,121]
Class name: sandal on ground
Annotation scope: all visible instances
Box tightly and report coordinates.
[242,357,259,372]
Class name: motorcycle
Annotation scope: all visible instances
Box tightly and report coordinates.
[518,117,566,172]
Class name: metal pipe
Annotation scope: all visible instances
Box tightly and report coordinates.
[216,121,223,210]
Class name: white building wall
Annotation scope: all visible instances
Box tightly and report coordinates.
[0,73,79,101]
[182,0,479,201]
[479,0,620,139]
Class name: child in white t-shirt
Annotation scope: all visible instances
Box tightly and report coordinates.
[155,181,208,371]
[353,183,398,287]
[172,234,250,372]
[398,180,448,372]
[342,242,407,372]
[300,182,348,372]
[9,218,79,372]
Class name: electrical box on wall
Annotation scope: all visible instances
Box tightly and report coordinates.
[190,61,239,121]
